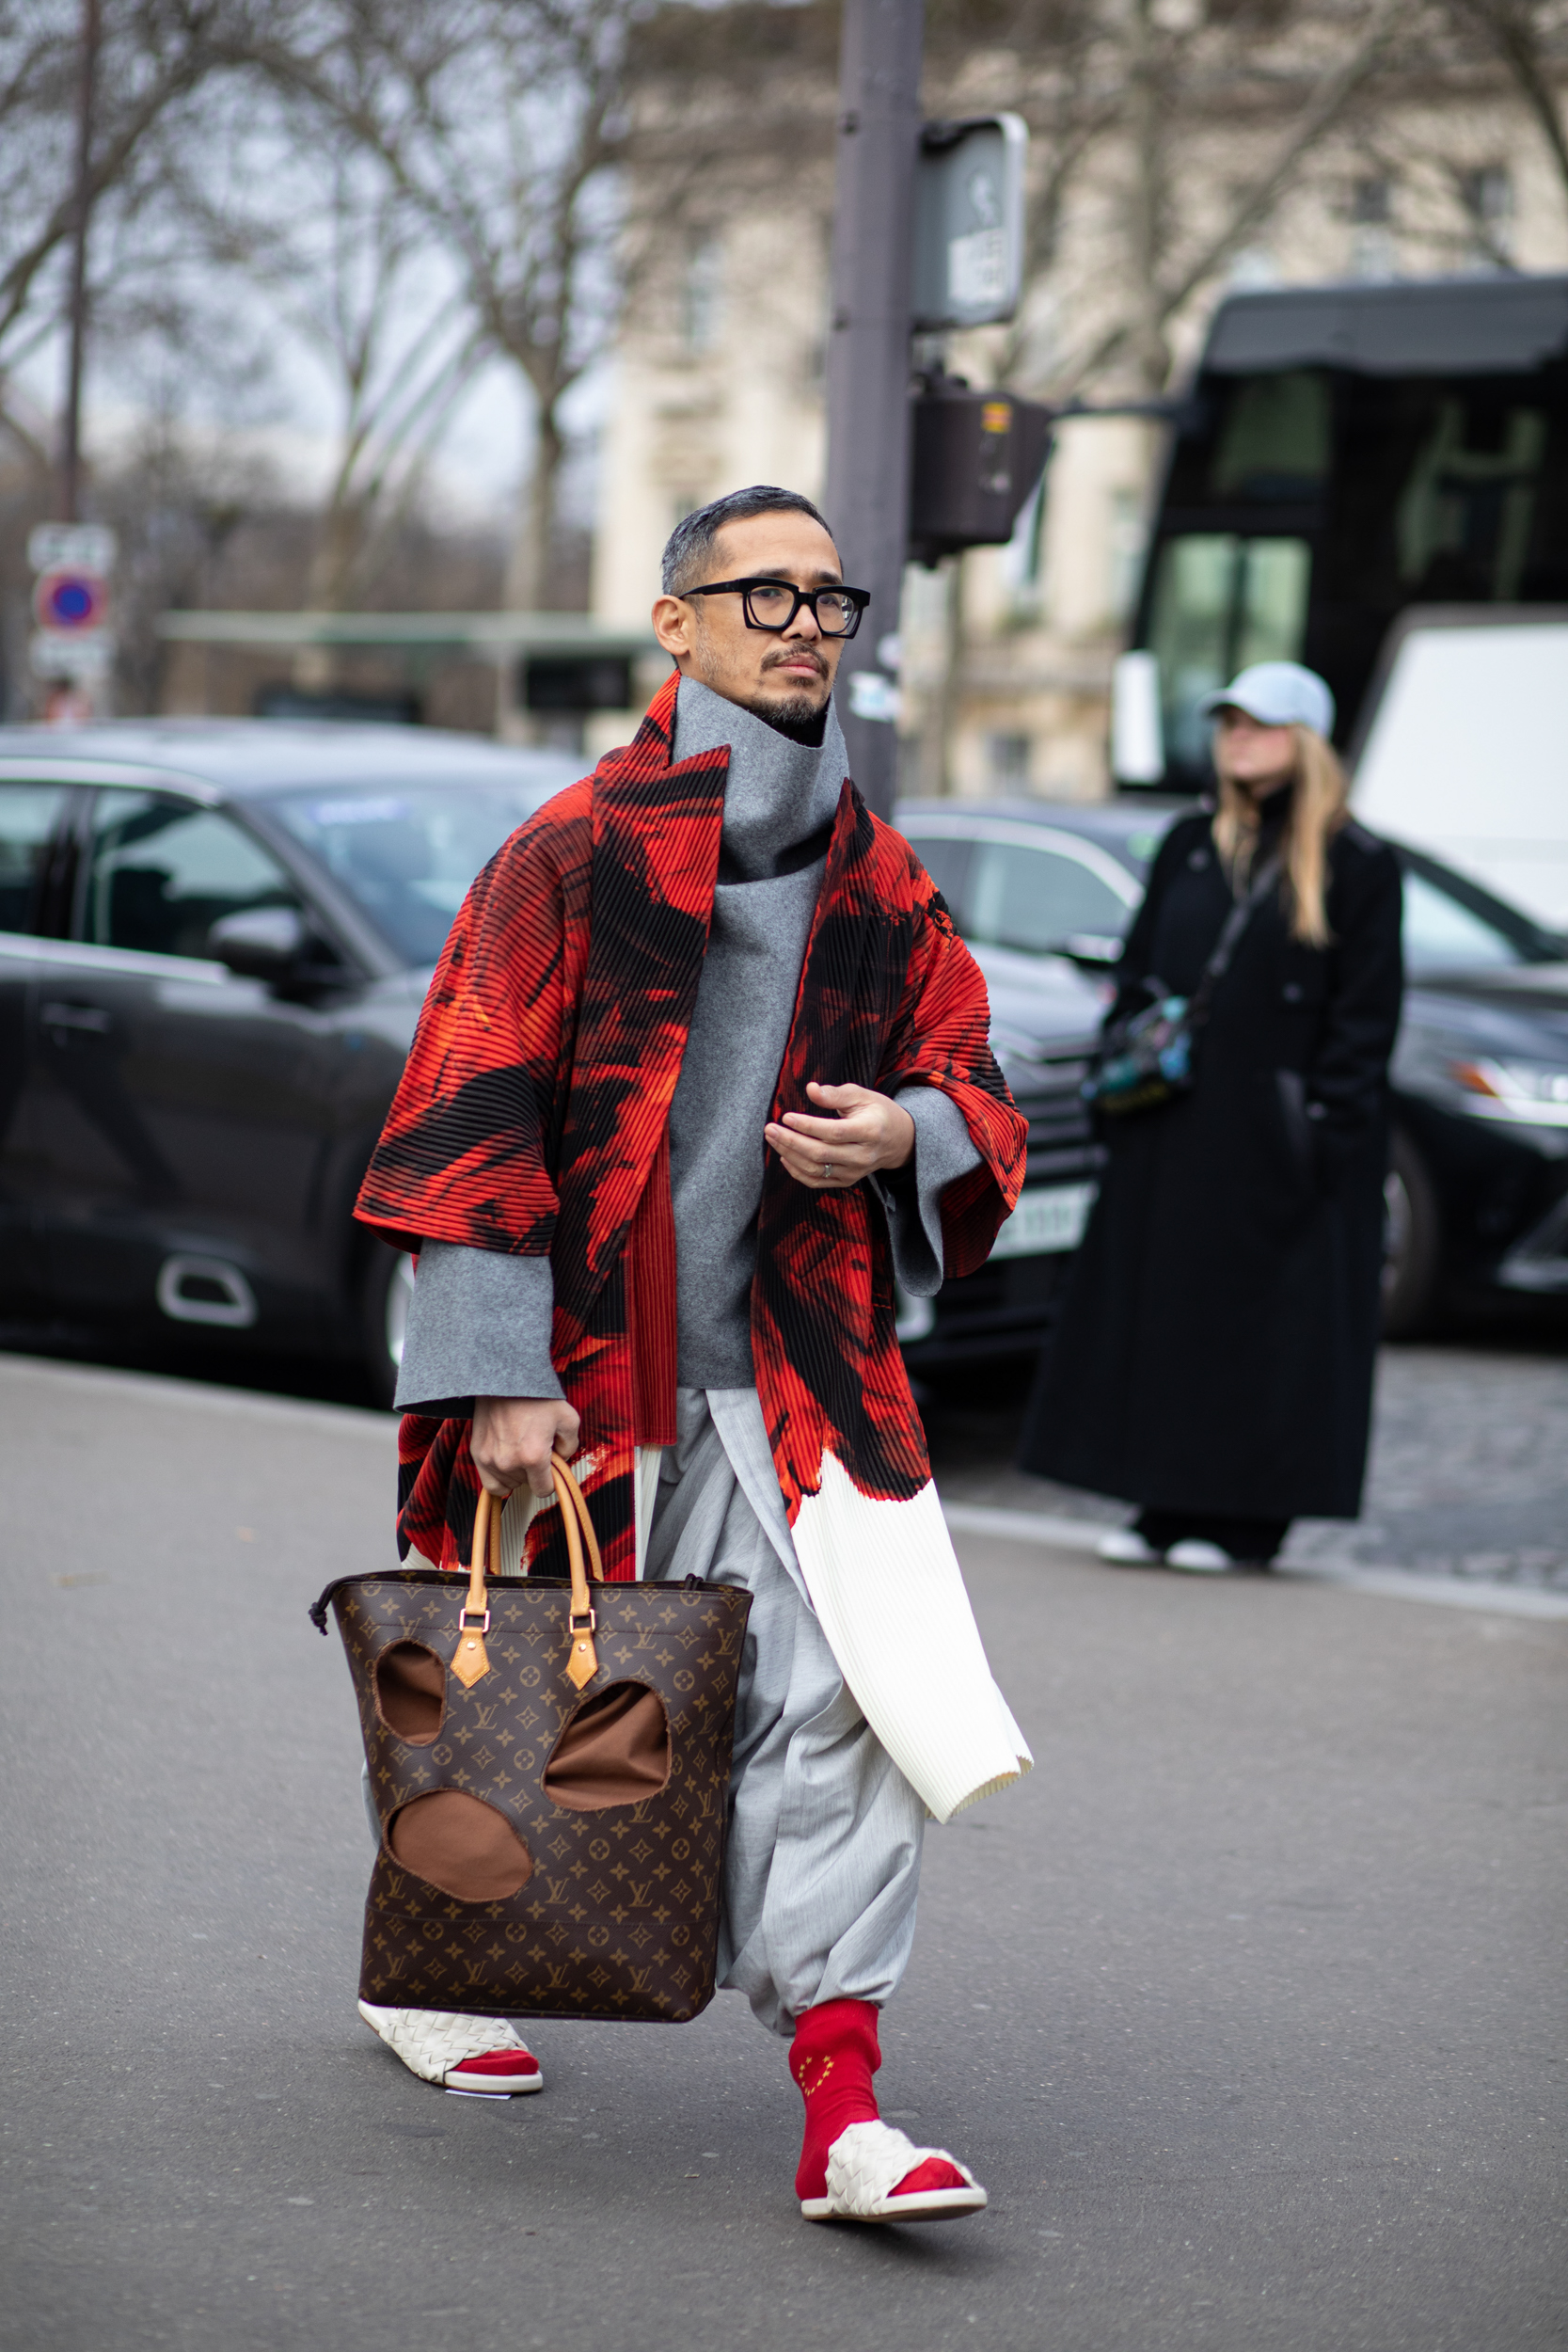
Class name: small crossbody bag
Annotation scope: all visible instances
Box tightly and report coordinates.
[1085,850,1283,1119]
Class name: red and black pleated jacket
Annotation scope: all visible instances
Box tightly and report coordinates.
[355,671,1027,1582]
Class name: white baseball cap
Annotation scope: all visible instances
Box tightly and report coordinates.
[1199,660,1335,738]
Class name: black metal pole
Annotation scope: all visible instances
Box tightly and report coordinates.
[61,0,99,523]
[823,0,923,818]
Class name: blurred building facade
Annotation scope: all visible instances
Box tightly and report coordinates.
[592,1,1568,798]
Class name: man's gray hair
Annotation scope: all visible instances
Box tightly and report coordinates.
[660,485,835,595]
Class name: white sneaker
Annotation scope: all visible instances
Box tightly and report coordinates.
[1098,1527,1161,1565]
[358,2001,544,2093]
[1164,1538,1235,1574]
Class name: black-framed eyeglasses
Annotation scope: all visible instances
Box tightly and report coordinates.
[680,576,870,639]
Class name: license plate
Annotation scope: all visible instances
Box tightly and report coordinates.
[990,1181,1097,1261]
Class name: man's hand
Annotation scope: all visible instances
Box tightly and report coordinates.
[764,1081,916,1191]
[471,1396,580,1500]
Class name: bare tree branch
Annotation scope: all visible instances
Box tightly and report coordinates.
[0,2,274,444]
[1051,0,1415,394]
[173,101,490,610]
[1449,0,1568,210]
[244,0,721,610]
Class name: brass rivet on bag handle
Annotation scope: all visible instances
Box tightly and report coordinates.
[450,1486,500,1691]
[551,1456,603,1691]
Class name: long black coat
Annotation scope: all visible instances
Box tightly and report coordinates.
[1020,808,1403,1518]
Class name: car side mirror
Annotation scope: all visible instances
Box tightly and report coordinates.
[208,905,310,978]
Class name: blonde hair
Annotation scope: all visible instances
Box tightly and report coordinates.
[1212,722,1350,947]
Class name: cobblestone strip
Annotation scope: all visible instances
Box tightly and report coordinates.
[932,1344,1568,1594]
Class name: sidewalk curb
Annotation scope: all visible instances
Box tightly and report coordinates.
[0,1350,396,1440]
[941,1501,1568,1621]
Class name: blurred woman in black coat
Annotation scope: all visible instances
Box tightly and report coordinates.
[1017,661,1403,1571]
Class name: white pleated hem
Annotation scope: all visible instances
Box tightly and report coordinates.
[493,1433,1031,1827]
[789,1453,1033,1827]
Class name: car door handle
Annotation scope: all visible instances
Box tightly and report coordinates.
[40,1000,112,1037]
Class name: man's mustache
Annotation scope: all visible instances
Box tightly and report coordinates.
[762,644,829,677]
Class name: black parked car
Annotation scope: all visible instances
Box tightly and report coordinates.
[0,722,578,1399]
[897,798,1568,1354]
[891,803,1143,1369]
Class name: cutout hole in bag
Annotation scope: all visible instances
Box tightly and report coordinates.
[388,1789,533,1902]
[544,1680,672,1812]
[373,1641,446,1743]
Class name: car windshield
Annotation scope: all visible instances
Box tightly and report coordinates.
[906,812,1566,981]
[270,778,562,965]
[1400,857,1563,977]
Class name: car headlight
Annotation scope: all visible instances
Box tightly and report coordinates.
[1449,1057,1568,1124]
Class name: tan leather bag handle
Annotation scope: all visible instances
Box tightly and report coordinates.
[451,1455,603,1693]
[451,1485,502,1689]
[551,1455,603,1691]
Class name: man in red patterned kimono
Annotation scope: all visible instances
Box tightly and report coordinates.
[353,485,1031,2223]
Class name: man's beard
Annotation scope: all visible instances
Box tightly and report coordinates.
[745,680,827,730]
[686,614,832,740]
[739,651,831,740]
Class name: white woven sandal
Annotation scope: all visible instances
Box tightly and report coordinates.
[358,2001,544,2094]
[800,2121,988,2223]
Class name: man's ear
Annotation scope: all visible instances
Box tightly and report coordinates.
[652,593,694,663]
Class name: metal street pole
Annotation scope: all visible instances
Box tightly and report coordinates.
[823,0,923,818]
[61,0,100,524]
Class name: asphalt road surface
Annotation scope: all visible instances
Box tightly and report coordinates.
[3,1351,1565,2352]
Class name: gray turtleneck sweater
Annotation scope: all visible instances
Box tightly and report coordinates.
[394,676,980,1413]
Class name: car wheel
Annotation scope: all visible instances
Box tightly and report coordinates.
[361,1242,416,1408]
[1381,1131,1441,1339]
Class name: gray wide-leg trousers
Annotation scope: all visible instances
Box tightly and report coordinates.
[361,1387,926,2040]
[644,1388,925,2038]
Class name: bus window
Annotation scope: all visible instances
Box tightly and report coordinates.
[1210,371,1331,501]
[1396,400,1546,602]
[1123,276,1568,792]
[1148,533,1311,771]
[1237,540,1312,669]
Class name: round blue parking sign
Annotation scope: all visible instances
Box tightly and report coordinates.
[34,569,108,630]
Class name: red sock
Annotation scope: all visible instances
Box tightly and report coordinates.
[790,1999,881,2199]
[789,2000,966,2201]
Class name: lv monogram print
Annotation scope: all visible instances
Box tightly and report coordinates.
[314,1568,752,2023]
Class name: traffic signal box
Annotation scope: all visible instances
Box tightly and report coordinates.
[904,117,1049,567]
[907,372,1054,565]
